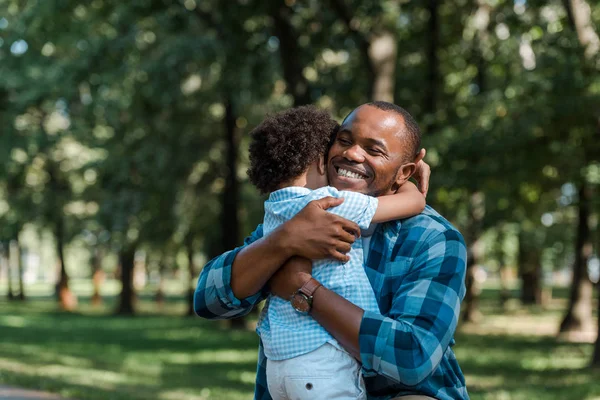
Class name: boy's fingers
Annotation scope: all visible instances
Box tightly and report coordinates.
[419,165,430,197]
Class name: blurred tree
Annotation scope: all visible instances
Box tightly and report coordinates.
[329,0,398,102]
[269,2,312,105]
[1,0,598,342]
[556,0,599,338]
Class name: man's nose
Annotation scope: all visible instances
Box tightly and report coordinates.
[343,145,365,162]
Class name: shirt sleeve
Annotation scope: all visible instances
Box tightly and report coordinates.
[193,225,268,320]
[308,187,378,230]
[358,228,467,386]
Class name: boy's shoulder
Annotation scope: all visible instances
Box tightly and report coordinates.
[304,187,374,206]
[312,186,372,199]
[264,186,373,212]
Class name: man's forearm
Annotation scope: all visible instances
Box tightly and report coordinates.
[231,224,294,299]
[269,256,365,359]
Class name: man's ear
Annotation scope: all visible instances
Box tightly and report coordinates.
[394,163,417,187]
[394,149,424,185]
[317,155,326,176]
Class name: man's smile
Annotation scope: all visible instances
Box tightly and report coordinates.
[333,162,371,181]
[337,167,366,180]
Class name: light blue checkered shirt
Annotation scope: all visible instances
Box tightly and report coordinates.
[257,186,381,360]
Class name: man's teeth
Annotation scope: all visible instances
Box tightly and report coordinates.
[338,168,364,179]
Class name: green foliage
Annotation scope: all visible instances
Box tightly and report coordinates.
[0,0,598,304]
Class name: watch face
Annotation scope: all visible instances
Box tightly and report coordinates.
[291,293,310,314]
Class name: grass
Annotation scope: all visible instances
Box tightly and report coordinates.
[0,284,599,400]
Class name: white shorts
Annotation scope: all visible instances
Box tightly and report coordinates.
[266,343,367,400]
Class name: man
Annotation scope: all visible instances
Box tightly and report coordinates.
[195,102,469,400]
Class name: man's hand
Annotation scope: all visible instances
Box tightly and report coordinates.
[413,148,431,197]
[280,197,360,263]
[268,257,313,299]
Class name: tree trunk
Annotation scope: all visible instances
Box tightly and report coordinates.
[518,229,543,305]
[462,249,482,322]
[55,217,77,311]
[155,259,166,308]
[329,0,396,102]
[329,0,375,99]
[499,263,511,306]
[15,239,25,301]
[223,99,240,254]
[563,0,600,60]
[186,240,196,317]
[462,192,485,323]
[269,3,311,106]
[473,0,490,93]
[425,0,439,121]
[495,227,511,306]
[561,0,600,352]
[223,97,245,329]
[116,247,136,315]
[592,282,600,366]
[91,247,104,306]
[559,183,594,336]
[520,267,542,305]
[368,31,397,102]
[2,242,15,300]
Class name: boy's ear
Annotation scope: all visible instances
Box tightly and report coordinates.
[317,155,326,175]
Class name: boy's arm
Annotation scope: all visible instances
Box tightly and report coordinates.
[372,182,426,223]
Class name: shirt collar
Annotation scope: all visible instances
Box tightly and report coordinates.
[268,186,311,202]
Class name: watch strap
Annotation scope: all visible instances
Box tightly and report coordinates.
[299,277,322,298]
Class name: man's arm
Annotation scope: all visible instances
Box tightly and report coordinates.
[269,229,467,386]
[194,197,361,319]
[194,225,266,320]
[230,197,360,300]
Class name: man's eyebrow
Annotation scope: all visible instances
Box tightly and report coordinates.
[337,130,388,150]
[364,137,387,150]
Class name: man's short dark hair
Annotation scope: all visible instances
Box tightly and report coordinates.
[345,101,422,160]
[247,105,338,194]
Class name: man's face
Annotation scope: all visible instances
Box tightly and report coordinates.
[327,105,412,196]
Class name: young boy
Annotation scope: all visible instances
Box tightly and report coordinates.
[247,106,425,400]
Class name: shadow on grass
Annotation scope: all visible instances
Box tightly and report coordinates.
[456,332,600,400]
[0,301,258,400]
[2,295,599,400]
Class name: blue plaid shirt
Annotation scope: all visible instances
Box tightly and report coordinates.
[259,186,380,360]
[195,205,469,400]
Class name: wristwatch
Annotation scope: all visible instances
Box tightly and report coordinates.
[290,277,322,314]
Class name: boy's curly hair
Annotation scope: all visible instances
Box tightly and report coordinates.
[247,106,339,194]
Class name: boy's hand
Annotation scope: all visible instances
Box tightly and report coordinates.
[413,148,431,197]
[280,197,360,262]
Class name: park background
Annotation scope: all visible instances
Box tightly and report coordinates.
[1,0,599,399]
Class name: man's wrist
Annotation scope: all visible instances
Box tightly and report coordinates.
[294,271,312,292]
[274,222,298,259]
